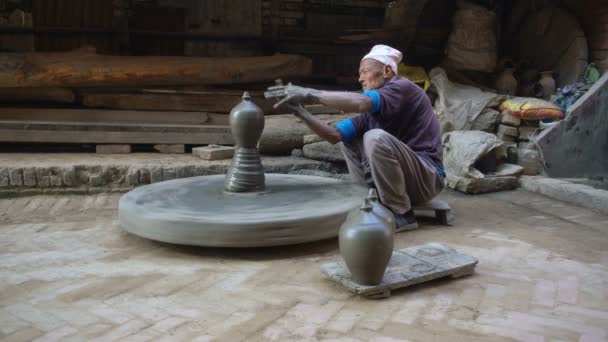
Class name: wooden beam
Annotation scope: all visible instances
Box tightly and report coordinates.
[112,0,131,54]
[0,129,233,145]
[0,120,233,145]
[0,108,229,126]
[0,88,75,103]
[82,90,278,114]
[0,50,312,88]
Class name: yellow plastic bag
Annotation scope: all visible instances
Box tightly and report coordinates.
[398,64,431,91]
[499,97,564,120]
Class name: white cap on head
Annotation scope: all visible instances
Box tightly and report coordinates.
[361,44,403,75]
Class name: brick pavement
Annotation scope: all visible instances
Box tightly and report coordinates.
[1,189,608,341]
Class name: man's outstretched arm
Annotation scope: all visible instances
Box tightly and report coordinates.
[270,84,374,114]
[285,103,343,145]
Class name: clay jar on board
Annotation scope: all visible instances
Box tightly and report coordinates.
[339,193,395,286]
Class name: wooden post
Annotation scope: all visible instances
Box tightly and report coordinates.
[112,0,130,54]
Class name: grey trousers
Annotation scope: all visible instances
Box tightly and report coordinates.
[339,129,444,214]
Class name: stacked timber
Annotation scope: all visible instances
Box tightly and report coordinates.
[0,50,325,150]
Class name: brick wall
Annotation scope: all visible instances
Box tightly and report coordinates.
[261,0,386,37]
[262,0,305,36]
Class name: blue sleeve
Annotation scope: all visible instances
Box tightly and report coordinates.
[363,90,381,114]
[335,118,358,144]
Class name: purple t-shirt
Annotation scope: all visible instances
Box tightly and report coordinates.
[345,77,443,169]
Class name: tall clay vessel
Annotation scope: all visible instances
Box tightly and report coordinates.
[495,68,518,96]
[225,92,266,192]
[339,196,394,286]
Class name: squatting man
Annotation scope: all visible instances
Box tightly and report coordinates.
[270,45,445,231]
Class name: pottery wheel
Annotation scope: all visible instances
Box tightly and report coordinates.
[119,174,367,247]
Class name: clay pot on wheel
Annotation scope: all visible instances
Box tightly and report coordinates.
[224,92,266,193]
[495,68,518,96]
[339,195,394,286]
[538,71,556,100]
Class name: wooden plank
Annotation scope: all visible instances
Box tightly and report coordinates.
[0,88,75,103]
[0,50,312,88]
[0,108,228,125]
[81,90,341,115]
[82,91,278,114]
[0,126,233,145]
[320,243,477,299]
[0,120,230,133]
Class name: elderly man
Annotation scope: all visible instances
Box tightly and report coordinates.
[273,45,445,231]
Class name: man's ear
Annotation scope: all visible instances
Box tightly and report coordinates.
[383,65,393,78]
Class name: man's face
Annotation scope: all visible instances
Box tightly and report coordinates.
[358,59,391,91]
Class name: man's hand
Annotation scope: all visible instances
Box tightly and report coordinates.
[265,83,320,108]
[283,102,307,117]
[284,102,306,116]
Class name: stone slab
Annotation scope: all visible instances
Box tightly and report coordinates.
[260,114,347,155]
[192,145,235,160]
[154,144,185,154]
[303,134,323,145]
[536,70,608,178]
[500,111,521,126]
[320,243,478,299]
[518,142,537,150]
[446,175,519,194]
[0,168,8,187]
[518,126,538,141]
[302,141,345,163]
[520,176,608,215]
[497,133,516,143]
[96,144,132,154]
[8,168,23,187]
[497,124,519,137]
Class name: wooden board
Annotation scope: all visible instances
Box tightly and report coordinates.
[320,243,477,299]
[412,199,454,225]
[82,90,278,114]
[80,90,341,115]
[0,120,232,145]
[0,108,228,126]
[0,88,75,103]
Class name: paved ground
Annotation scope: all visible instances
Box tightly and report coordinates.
[1,189,608,341]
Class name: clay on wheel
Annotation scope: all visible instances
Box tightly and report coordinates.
[119,174,367,247]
